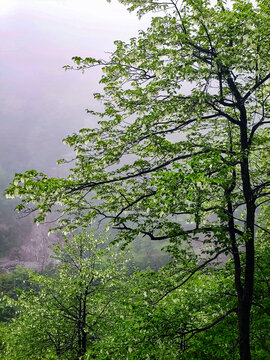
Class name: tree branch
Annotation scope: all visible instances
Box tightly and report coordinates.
[67,150,213,194]
[243,72,270,101]
[153,248,230,305]
[183,307,237,340]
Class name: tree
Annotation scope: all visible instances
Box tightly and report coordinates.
[88,238,269,359]
[5,0,270,358]
[2,233,126,360]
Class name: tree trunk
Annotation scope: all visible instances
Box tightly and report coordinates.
[228,102,256,360]
[237,206,255,360]
[236,97,255,360]
[238,298,252,360]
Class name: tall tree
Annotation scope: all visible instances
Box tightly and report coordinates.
[5,0,270,358]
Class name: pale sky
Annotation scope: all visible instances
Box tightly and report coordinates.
[0,0,149,177]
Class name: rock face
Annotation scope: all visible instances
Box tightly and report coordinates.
[0,218,61,273]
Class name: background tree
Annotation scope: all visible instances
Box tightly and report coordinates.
[1,233,127,360]
[5,0,270,359]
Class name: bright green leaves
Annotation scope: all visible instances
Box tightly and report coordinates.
[5,171,74,227]
[1,235,269,359]
[63,56,103,73]
[2,233,128,360]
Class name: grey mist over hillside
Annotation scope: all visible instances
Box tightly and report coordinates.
[0,0,149,270]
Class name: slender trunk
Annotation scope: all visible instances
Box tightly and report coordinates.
[226,194,250,360]
[230,192,255,360]
[225,121,252,359]
[238,298,252,360]
[238,201,255,360]
[223,64,255,360]
[237,108,255,360]
[77,288,88,358]
[81,291,88,356]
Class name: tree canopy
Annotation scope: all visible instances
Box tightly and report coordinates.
[5,1,270,359]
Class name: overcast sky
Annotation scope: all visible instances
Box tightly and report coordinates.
[0,0,149,178]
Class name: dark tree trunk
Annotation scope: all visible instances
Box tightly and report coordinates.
[237,107,255,360]
[238,298,252,360]
[237,204,255,360]
[223,90,255,359]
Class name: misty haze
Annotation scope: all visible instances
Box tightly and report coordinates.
[0,0,148,270]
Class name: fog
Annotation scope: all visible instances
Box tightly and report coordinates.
[0,0,149,267]
[0,0,150,173]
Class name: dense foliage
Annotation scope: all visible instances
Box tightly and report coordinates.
[4,0,270,358]
[0,234,269,359]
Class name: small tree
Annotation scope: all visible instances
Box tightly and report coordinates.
[6,0,270,358]
[2,233,126,360]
